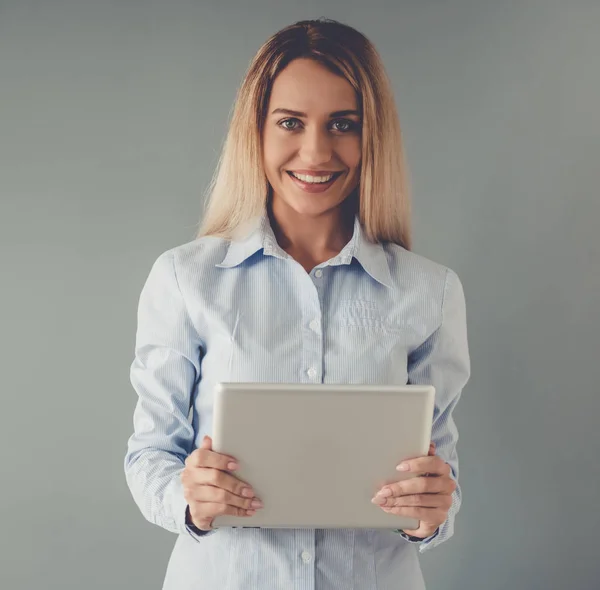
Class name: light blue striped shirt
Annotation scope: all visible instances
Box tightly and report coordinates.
[124,213,470,590]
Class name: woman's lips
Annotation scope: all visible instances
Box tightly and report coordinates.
[286,171,343,193]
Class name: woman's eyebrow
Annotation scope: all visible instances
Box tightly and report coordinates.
[271,108,360,118]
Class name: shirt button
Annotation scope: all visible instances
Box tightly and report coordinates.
[307,367,317,379]
[301,551,312,563]
[309,319,319,332]
[314,269,323,278]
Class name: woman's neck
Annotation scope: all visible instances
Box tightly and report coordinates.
[267,198,355,273]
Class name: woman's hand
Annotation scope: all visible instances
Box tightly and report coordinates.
[371,441,456,539]
[181,435,263,531]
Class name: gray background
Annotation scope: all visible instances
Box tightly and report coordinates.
[1,1,599,589]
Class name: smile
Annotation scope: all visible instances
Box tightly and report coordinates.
[286,170,344,194]
[287,171,342,184]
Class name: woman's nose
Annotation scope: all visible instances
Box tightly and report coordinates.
[298,127,333,166]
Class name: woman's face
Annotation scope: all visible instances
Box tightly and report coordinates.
[262,58,362,218]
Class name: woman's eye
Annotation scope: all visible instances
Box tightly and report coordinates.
[279,118,301,130]
[331,119,356,132]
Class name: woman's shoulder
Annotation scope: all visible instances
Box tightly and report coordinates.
[149,235,231,281]
[382,242,462,292]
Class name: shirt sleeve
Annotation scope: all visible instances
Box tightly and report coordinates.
[394,267,471,554]
[123,249,214,542]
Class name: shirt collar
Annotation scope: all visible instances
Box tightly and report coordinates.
[216,212,392,288]
[215,215,269,268]
[350,217,393,288]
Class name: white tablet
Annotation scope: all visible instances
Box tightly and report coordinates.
[211,382,435,530]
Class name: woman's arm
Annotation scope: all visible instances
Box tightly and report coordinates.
[395,267,471,553]
[124,249,208,540]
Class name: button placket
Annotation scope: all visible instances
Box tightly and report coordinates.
[297,263,324,385]
[295,528,316,590]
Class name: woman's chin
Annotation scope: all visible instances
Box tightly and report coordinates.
[273,192,346,218]
[291,201,343,219]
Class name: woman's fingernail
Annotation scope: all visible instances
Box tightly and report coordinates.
[227,462,239,470]
[251,499,264,509]
[241,487,254,498]
[377,488,392,497]
[371,496,386,505]
[397,463,409,471]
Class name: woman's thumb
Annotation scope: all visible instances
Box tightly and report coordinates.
[200,435,212,450]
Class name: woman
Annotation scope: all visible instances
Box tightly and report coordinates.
[125,18,470,590]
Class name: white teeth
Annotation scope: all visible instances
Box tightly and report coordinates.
[290,172,336,184]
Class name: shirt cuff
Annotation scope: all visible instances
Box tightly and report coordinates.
[185,504,217,541]
[395,527,440,546]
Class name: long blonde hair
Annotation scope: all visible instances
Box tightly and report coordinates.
[197,18,412,250]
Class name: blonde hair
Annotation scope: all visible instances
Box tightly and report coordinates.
[197,18,412,250]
